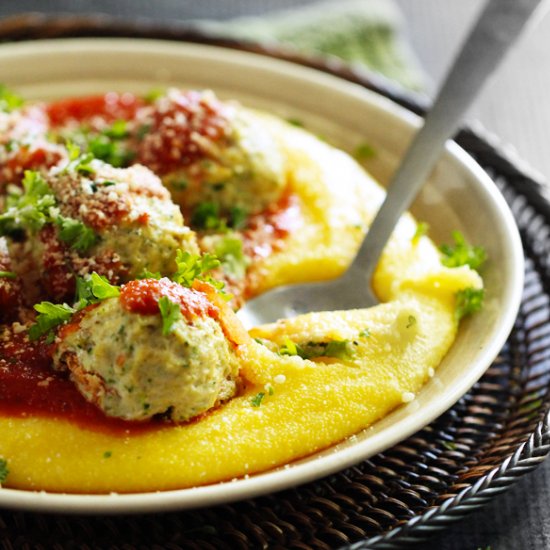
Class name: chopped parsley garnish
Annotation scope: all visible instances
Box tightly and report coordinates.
[455,287,485,320]
[55,215,98,252]
[137,268,162,280]
[64,121,134,169]
[0,458,8,483]
[214,235,249,279]
[229,206,248,230]
[88,273,120,300]
[412,222,429,244]
[158,296,182,336]
[66,141,81,161]
[358,328,371,338]
[170,179,188,190]
[278,337,355,360]
[103,120,129,140]
[353,142,376,161]
[191,202,249,231]
[440,231,486,271]
[29,273,120,341]
[250,392,265,407]
[65,142,95,174]
[87,122,135,168]
[103,451,112,459]
[172,250,220,287]
[0,84,24,113]
[144,88,165,103]
[28,301,75,341]
[278,338,305,358]
[286,118,304,127]
[74,276,95,307]
[0,170,56,235]
[0,271,17,279]
[4,139,16,153]
[249,386,274,407]
[0,170,98,251]
[75,272,120,309]
[191,202,225,231]
[406,315,417,329]
[90,180,116,193]
[310,340,354,359]
[136,123,152,141]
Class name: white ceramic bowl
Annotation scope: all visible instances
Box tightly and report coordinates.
[0,39,524,514]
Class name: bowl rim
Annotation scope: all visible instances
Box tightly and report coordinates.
[0,37,525,514]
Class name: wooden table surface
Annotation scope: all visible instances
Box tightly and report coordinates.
[0,1,548,548]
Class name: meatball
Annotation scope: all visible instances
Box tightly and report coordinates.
[135,89,287,217]
[0,104,65,194]
[25,160,198,301]
[53,278,241,422]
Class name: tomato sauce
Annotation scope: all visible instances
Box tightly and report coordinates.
[0,328,153,434]
[135,89,230,175]
[244,191,302,261]
[0,93,147,432]
[0,92,300,431]
[38,225,76,302]
[46,92,144,127]
[120,277,219,321]
[0,145,64,187]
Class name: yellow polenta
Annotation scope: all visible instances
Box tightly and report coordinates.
[0,121,481,494]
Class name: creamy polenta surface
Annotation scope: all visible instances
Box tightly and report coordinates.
[0,88,482,493]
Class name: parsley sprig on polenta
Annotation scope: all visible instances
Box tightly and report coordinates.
[441,230,487,271]
[278,337,356,360]
[440,231,486,320]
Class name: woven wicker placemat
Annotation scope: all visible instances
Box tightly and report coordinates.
[0,15,549,550]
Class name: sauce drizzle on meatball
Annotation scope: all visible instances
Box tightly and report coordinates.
[120,277,219,321]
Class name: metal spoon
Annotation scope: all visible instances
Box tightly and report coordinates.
[237,0,543,329]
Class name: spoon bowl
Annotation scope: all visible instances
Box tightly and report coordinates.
[237,272,377,330]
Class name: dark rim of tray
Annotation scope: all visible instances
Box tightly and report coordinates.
[1,14,550,550]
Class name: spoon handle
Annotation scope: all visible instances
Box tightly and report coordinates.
[349,0,544,280]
